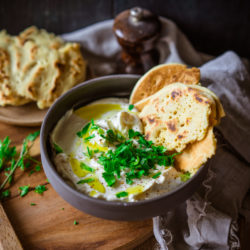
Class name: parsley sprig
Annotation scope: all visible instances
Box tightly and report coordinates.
[0,131,40,196]
[98,129,178,186]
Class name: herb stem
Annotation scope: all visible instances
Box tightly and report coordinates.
[27,156,41,165]
[0,141,34,192]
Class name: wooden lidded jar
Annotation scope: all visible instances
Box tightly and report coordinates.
[113,7,161,74]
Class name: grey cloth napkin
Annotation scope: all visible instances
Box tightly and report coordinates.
[62,18,250,250]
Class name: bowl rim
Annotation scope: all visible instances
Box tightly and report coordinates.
[41,74,207,207]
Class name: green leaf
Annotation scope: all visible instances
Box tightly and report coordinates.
[4,172,12,184]
[1,189,10,198]
[19,185,29,197]
[26,130,40,142]
[77,178,95,184]
[35,165,41,172]
[180,172,191,182]
[29,170,35,176]
[80,162,95,172]
[0,136,16,170]
[30,203,36,206]
[90,119,100,130]
[152,172,161,179]
[102,172,116,186]
[53,143,63,154]
[76,123,90,138]
[34,185,47,194]
[116,191,128,198]
[128,104,134,111]
[84,134,95,142]
[74,220,79,225]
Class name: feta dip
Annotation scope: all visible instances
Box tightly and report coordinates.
[51,98,183,202]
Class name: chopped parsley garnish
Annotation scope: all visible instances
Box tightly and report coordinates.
[180,171,191,182]
[30,203,36,206]
[53,143,63,154]
[90,119,100,130]
[152,172,161,179]
[116,191,128,198]
[80,162,95,172]
[85,146,93,158]
[74,220,78,225]
[98,129,178,186]
[19,185,29,197]
[77,178,95,184]
[34,185,47,194]
[101,129,124,143]
[76,122,91,138]
[84,134,95,142]
[128,104,134,111]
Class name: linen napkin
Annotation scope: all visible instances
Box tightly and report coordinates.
[62,18,250,250]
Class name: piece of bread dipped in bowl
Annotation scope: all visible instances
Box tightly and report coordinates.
[40,64,224,221]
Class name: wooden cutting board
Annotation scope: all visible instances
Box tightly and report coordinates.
[0,122,153,249]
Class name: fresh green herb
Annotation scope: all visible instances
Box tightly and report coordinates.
[35,165,41,172]
[80,162,95,172]
[90,119,100,130]
[53,143,63,154]
[77,178,95,184]
[19,185,29,197]
[152,172,161,179]
[116,191,128,198]
[0,131,41,193]
[180,172,191,182]
[25,161,31,169]
[128,104,134,111]
[1,189,10,199]
[34,185,47,194]
[84,134,95,142]
[0,136,16,170]
[4,172,12,184]
[74,220,78,225]
[102,172,116,187]
[61,208,64,210]
[29,170,35,176]
[30,203,36,206]
[46,179,50,183]
[85,146,93,158]
[101,129,124,144]
[26,131,40,142]
[76,123,90,137]
[98,129,178,186]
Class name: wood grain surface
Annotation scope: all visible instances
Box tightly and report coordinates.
[0,122,153,250]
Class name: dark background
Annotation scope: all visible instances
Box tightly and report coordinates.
[0,0,250,59]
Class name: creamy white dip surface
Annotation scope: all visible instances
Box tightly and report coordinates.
[51,98,183,202]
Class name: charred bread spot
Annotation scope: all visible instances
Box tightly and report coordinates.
[148,117,155,124]
[171,90,182,100]
[166,120,177,132]
[194,94,203,103]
